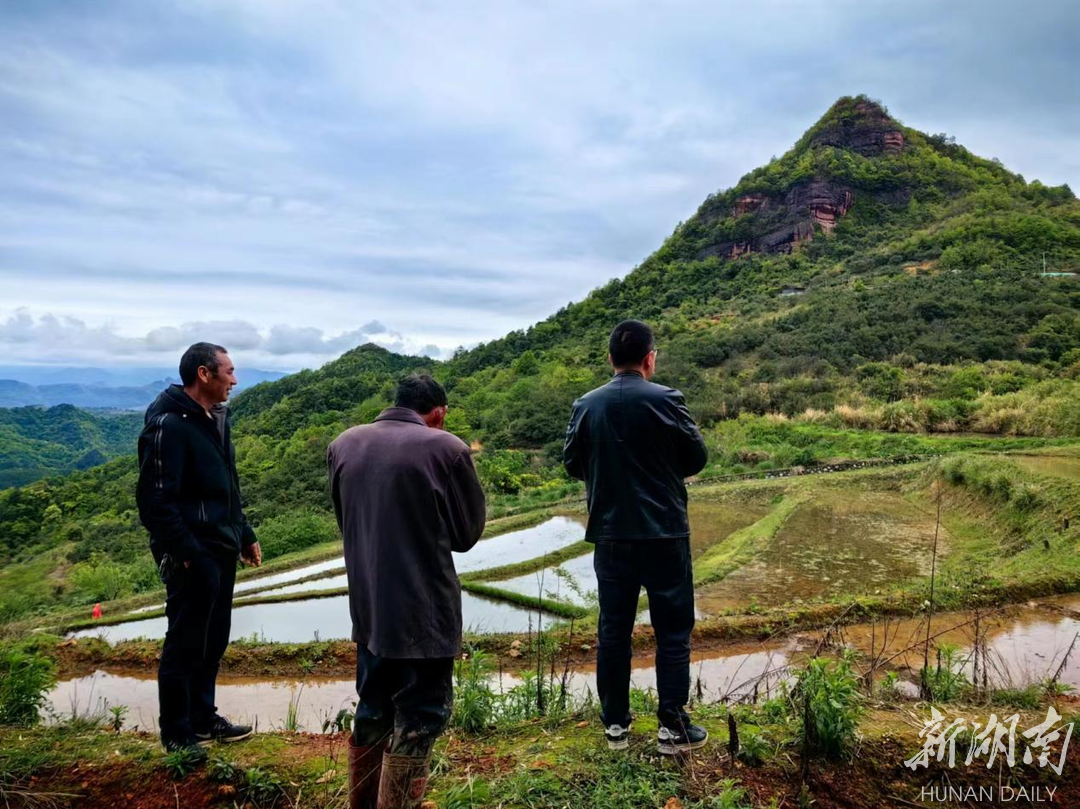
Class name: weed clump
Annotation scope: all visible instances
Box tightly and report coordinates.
[793,653,863,760]
[0,645,56,727]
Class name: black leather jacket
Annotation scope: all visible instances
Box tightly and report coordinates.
[563,371,708,541]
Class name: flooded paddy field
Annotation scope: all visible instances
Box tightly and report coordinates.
[695,489,943,614]
[488,550,598,606]
[75,590,553,644]
[51,597,1080,732]
[688,500,769,558]
[85,458,1077,655]
[838,595,1080,691]
[223,514,586,598]
[234,557,346,594]
[122,515,587,616]
[1011,453,1080,481]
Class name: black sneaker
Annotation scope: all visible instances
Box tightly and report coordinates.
[604,722,631,751]
[162,736,209,762]
[194,715,253,745]
[657,722,708,755]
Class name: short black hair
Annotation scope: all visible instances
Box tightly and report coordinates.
[608,320,654,368]
[394,373,448,414]
[179,342,228,386]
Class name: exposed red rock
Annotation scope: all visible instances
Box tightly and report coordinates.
[733,194,770,216]
[693,99,909,262]
[810,100,905,157]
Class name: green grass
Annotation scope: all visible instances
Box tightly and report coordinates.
[460,540,591,583]
[699,416,1078,480]
[460,581,590,620]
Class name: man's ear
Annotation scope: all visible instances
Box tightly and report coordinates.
[422,406,447,430]
[607,353,614,369]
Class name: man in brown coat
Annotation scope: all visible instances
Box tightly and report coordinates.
[327,374,486,809]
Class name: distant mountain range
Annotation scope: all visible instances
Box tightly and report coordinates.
[0,366,287,409]
[0,405,145,489]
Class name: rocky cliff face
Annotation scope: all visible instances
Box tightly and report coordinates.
[809,99,905,157]
[696,99,905,261]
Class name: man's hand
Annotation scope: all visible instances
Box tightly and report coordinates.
[241,541,262,568]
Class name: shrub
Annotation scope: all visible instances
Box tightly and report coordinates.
[255,510,340,559]
[920,644,969,702]
[793,653,863,759]
[67,554,131,603]
[451,649,496,733]
[0,646,56,726]
[67,554,157,604]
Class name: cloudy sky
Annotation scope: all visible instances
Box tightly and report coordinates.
[1,1,1077,372]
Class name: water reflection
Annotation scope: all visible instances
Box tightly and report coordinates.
[47,644,793,733]
[234,557,346,594]
[53,600,1080,731]
[841,596,1080,689]
[47,670,358,733]
[244,515,588,601]
[75,591,555,644]
[243,573,349,600]
[124,516,587,618]
[493,552,598,606]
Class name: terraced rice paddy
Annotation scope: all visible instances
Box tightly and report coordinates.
[687,500,769,558]
[75,590,550,643]
[84,472,1009,644]
[490,551,598,606]
[1012,453,1080,481]
[695,489,944,615]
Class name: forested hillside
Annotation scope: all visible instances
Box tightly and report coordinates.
[0,405,142,489]
[3,95,1079,622]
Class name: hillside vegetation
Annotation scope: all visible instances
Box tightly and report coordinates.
[0,405,142,489]
[2,95,1079,623]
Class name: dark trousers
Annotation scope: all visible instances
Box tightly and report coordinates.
[158,551,236,741]
[593,535,695,730]
[351,645,454,757]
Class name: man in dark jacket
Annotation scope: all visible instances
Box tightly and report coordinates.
[564,320,709,754]
[136,342,261,758]
[328,374,486,809]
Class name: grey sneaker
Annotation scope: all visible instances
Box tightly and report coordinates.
[657,723,708,755]
[605,722,631,751]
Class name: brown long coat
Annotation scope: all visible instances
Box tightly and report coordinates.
[327,407,486,658]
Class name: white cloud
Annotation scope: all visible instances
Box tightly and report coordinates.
[0,0,1077,371]
[0,309,442,366]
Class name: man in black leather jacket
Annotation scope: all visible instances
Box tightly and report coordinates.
[563,320,709,754]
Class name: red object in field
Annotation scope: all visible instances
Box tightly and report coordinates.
[91,603,102,619]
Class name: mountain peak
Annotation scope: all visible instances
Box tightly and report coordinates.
[801,95,905,158]
[687,96,944,260]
